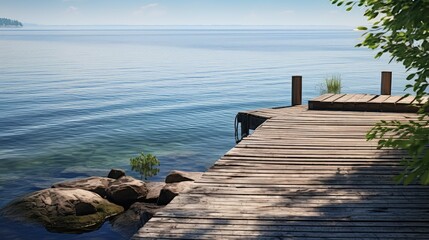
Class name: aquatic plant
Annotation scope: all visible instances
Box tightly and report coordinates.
[320,75,342,94]
[130,152,160,181]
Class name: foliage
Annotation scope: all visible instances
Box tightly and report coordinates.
[332,0,429,184]
[130,152,160,180]
[320,75,342,94]
[0,18,23,27]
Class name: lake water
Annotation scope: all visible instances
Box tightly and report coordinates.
[0,26,408,239]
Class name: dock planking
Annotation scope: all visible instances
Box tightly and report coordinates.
[134,100,429,239]
[309,93,428,112]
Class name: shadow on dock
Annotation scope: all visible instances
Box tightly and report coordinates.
[135,105,429,239]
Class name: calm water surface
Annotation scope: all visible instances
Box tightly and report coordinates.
[0,27,408,239]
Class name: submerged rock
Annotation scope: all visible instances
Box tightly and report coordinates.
[157,181,194,205]
[106,176,148,207]
[165,170,203,183]
[107,169,126,180]
[52,177,115,198]
[110,202,163,238]
[0,188,123,233]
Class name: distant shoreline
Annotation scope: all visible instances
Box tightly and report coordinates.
[0,18,23,28]
[0,25,357,31]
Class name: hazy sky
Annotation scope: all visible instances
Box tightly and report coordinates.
[0,0,367,26]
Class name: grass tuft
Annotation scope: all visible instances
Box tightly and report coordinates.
[320,75,342,94]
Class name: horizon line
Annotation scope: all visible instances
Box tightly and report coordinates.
[26,24,358,27]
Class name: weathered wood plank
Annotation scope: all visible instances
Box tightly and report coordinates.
[355,94,377,103]
[332,94,357,103]
[188,187,429,196]
[307,94,421,112]
[383,95,404,104]
[321,94,347,102]
[149,217,429,228]
[151,211,429,222]
[413,96,429,105]
[396,95,414,105]
[368,95,390,103]
[142,221,429,235]
[134,105,428,239]
[343,94,366,102]
[310,93,334,102]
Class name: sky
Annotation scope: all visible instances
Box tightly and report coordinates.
[0,0,367,26]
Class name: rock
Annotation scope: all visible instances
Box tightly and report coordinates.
[107,169,126,180]
[110,202,163,238]
[157,181,194,205]
[165,170,204,183]
[52,177,115,198]
[0,188,123,233]
[106,176,148,207]
[144,182,165,203]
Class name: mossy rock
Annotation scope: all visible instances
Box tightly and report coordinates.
[0,188,124,233]
[52,176,115,198]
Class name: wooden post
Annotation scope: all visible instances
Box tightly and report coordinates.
[292,76,302,106]
[381,71,392,95]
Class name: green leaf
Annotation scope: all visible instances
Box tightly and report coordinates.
[406,73,416,80]
[374,52,383,58]
[404,172,418,185]
[335,0,429,186]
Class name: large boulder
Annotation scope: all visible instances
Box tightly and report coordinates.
[52,177,114,198]
[107,169,125,180]
[0,188,123,233]
[106,176,148,207]
[110,202,163,238]
[165,170,203,183]
[157,181,194,205]
[144,182,165,203]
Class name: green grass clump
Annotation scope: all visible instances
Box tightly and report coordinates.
[320,75,342,94]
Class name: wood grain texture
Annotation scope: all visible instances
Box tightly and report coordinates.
[308,94,423,112]
[133,106,428,239]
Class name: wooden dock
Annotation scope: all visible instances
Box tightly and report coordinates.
[309,93,428,112]
[134,94,429,239]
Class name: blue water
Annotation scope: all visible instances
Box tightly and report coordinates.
[0,26,408,239]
